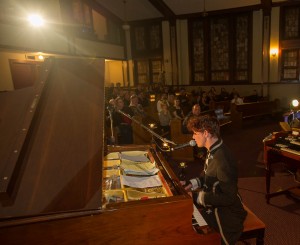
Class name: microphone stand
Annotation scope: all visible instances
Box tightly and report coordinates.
[117,109,176,145]
[107,106,115,145]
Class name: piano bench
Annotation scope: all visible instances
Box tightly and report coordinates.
[239,204,266,245]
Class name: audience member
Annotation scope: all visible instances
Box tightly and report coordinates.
[122,90,131,106]
[229,88,239,100]
[231,93,243,105]
[182,104,201,133]
[113,97,134,144]
[129,94,145,118]
[219,87,230,101]
[158,103,172,135]
[244,89,259,102]
[171,97,185,120]
[207,86,218,101]
[157,93,168,113]
[177,87,190,108]
[200,91,210,111]
[137,91,150,107]
[166,93,175,107]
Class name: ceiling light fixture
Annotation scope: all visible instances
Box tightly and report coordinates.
[122,0,130,31]
[28,14,44,27]
[202,0,208,17]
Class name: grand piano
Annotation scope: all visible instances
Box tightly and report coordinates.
[0,58,220,244]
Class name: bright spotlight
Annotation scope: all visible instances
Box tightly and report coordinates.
[292,99,299,108]
[28,14,44,27]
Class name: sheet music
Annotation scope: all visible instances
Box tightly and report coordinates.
[120,159,159,175]
[104,152,120,160]
[119,151,149,162]
[193,204,208,227]
[120,175,162,188]
[103,159,120,168]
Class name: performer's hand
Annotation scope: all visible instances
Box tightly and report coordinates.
[180,181,192,191]
[179,180,186,186]
[184,183,192,191]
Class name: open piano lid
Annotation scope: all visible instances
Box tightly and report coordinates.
[0,57,104,221]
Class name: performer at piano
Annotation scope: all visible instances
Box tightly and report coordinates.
[181,115,247,245]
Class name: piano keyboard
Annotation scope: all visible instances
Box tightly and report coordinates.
[192,204,208,226]
[291,140,300,146]
[281,147,300,156]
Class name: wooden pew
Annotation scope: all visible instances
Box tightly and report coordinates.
[131,115,153,145]
[170,118,195,161]
[230,100,279,128]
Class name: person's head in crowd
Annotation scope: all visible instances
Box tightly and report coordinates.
[160,93,168,101]
[192,104,201,116]
[179,87,186,95]
[115,97,125,110]
[130,94,139,106]
[174,97,181,107]
[122,90,131,105]
[108,98,115,107]
[167,93,175,104]
[160,103,168,113]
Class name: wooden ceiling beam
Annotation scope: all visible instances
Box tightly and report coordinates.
[148,0,176,20]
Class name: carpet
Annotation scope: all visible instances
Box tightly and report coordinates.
[238,176,300,245]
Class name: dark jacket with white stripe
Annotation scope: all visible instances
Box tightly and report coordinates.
[189,139,247,245]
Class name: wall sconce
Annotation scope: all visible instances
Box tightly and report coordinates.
[270,48,278,58]
[38,55,44,61]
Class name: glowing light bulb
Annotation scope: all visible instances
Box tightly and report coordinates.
[292,99,299,108]
[28,14,44,27]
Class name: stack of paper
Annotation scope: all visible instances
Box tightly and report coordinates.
[119,151,149,162]
[120,175,162,188]
[119,151,159,176]
[120,158,159,175]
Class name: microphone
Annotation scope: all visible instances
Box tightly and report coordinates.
[106,104,115,112]
[171,140,196,151]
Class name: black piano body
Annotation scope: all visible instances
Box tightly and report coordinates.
[0,58,220,244]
